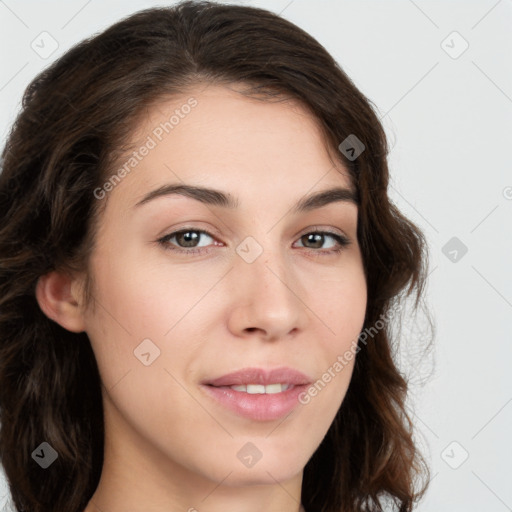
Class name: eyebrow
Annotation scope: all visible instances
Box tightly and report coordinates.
[133,183,359,213]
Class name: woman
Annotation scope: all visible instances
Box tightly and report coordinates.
[0,1,431,511]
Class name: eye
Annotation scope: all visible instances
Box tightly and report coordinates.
[293,229,351,255]
[158,228,218,255]
[157,227,351,256]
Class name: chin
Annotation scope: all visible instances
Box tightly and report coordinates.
[222,466,304,487]
[208,449,308,486]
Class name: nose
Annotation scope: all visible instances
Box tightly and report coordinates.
[226,245,308,342]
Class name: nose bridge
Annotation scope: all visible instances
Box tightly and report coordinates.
[228,233,305,338]
[236,234,290,295]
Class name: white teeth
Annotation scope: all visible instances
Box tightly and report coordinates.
[247,384,265,394]
[230,385,248,392]
[229,383,291,394]
[264,383,286,394]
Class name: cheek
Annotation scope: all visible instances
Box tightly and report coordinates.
[307,265,367,401]
[82,252,223,387]
[314,263,367,344]
[85,247,208,332]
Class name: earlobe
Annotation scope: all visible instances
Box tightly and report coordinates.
[35,271,86,333]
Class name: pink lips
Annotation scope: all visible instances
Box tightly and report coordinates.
[201,367,312,421]
[203,367,311,387]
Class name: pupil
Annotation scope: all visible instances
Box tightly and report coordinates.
[306,233,323,248]
[180,231,198,247]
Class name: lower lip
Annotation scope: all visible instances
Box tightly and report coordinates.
[200,384,309,421]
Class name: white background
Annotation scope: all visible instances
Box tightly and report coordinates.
[1,1,511,510]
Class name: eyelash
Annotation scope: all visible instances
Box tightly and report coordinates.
[157,227,351,256]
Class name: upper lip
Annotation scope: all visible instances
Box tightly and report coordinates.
[203,367,312,387]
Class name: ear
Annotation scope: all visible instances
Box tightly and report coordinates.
[35,271,86,333]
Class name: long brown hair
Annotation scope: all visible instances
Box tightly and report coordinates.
[0,2,432,511]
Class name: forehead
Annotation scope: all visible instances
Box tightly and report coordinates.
[109,83,355,208]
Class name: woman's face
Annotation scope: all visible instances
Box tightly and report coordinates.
[80,84,367,501]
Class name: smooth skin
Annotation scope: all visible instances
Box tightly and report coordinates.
[36,83,367,512]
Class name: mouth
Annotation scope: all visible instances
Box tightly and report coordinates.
[200,367,312,421]
[214,383,294,394]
